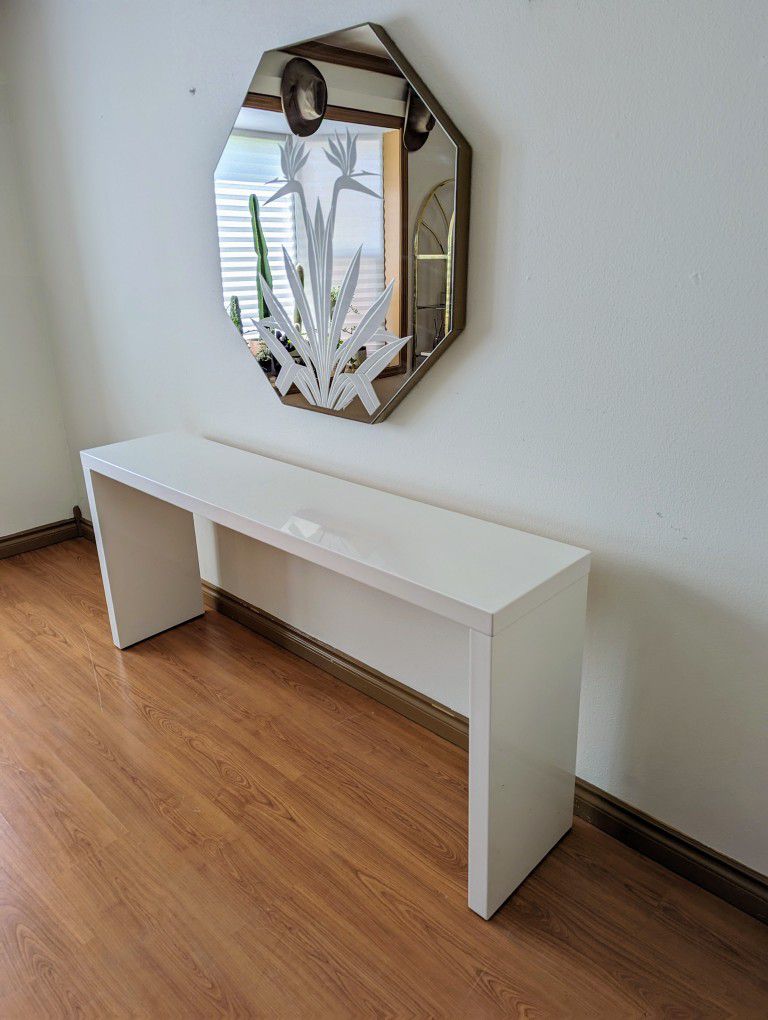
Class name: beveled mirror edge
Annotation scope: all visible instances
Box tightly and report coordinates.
[364,23,472,423]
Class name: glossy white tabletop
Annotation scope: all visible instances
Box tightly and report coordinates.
[81,433,590,635]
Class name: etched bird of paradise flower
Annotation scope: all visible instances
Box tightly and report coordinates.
[250,131,410,415]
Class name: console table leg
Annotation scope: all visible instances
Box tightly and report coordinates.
[467,576,588,919]
[84,469,203,649]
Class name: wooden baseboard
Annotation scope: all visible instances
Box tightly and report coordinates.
[202,577,767,924]
[573,779,767,924]
[1,506,97,561]
[75,507,95,542]
[0,514,80,559]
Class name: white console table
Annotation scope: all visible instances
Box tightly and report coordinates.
[81,432,590,920]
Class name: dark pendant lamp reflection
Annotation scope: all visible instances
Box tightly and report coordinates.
[403,86,435,151]
[280,57,328,137]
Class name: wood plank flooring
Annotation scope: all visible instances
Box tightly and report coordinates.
[0,539,766,1018]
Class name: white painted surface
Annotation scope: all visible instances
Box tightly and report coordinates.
[3,0,767,873]
[82,434,589,917]
[81,433,589,635]
[84,469,203,648]
[0,49,75,535]
[469,577,588,917]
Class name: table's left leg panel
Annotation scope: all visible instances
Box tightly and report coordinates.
[84,469,203,649]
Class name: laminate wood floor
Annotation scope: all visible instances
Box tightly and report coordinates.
[0,540,766,1018]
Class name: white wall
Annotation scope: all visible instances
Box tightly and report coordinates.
[2,0,766,874]
[0,46,75,534]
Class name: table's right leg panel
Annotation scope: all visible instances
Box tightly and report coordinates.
[468,576,589,919]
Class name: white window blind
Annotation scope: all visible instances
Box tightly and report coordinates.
[214,131,297,329]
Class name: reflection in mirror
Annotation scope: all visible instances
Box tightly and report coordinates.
[214,23,469,422]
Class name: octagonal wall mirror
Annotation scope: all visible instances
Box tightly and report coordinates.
[214,23,471,423]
